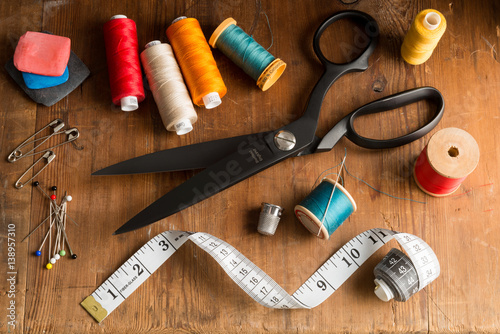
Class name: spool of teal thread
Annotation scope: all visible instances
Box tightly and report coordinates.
[294,178,357,239]
[209,18,286,91]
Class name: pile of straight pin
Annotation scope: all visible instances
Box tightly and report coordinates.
[22,181,77,269]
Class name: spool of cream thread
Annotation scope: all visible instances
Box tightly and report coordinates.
[140,40,197,135]
[169,16,222,109]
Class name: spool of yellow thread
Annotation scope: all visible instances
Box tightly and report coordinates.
[401,9,446,65]
[166,17,227,109]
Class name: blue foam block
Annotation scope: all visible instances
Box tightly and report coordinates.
[22,66,69,89]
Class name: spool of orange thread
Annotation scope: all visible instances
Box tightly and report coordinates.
[166,17,227,109]
[413,128,480,197]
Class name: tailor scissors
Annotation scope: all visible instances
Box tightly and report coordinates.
[94,10,444,234]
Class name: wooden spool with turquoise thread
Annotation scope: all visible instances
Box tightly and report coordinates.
[294,178,357,240]
[209,18,286,91]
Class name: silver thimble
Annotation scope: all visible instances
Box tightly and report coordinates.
[257,203,283,236]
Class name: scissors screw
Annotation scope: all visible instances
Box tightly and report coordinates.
[274,130,296,151]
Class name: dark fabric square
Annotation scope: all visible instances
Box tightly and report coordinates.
[5,50,90,107]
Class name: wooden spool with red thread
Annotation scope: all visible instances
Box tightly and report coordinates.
[413,128,479,197]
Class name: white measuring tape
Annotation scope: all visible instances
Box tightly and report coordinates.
[81,228,439,322]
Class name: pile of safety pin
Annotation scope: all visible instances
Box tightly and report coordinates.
[22,181,78,269]
[7,118,80,189]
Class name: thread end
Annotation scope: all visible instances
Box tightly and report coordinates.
[423,12,441,30]
[110,15,127,20]
[174,119,193,135]
[120,96,139,112]
[202,92,222,109]
[171,16,187,25]
[257,59,286,91]
[145,40,161,49]
[209,18,237,48]
[294,205,330,240]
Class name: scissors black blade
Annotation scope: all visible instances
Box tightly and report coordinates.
[113,129,310,234]
[93,132,272,175]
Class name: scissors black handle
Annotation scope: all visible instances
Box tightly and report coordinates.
[313,10,379,70]
[301,10,378,130]
[316,86,445,151]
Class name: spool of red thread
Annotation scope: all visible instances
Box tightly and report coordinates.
[413,128,479,197]
[103,15,145,111]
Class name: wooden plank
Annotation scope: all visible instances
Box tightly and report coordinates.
[0,1,44,333]
[0,0,499,332]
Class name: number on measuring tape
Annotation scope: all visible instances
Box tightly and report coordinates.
[80,231,191,321]
[81,228,439,322]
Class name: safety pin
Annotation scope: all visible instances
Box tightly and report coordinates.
[8,128,79,162]
[15,151,56,189]
[7,119,70,162]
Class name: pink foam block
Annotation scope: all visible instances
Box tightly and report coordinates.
[13,31,71,76]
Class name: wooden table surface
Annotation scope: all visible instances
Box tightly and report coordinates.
[1,0,499,333]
